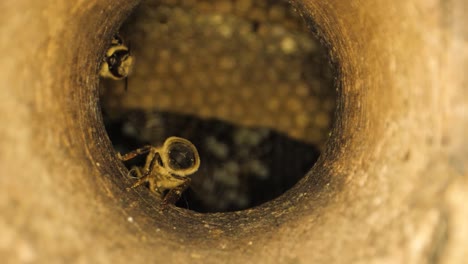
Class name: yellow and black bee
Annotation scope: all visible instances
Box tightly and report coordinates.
[99,35,134,84]
[118,136,201,205]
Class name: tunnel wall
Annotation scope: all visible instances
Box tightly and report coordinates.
[1,0,467,263]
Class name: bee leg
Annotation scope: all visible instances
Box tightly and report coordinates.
[130,166,153,189]
[162,179,192,206]
[127,166,144,179]
[117,145,153,161]
[130,155,165,199]
[130,174,149,189]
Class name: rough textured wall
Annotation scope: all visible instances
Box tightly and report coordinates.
[0,0,467,263]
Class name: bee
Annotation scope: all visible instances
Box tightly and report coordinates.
[99,34,134,89]
[117,137,201,205]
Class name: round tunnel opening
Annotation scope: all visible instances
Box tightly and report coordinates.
[99,0,337,213]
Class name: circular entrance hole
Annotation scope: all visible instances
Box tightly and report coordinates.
[100,0,336,213]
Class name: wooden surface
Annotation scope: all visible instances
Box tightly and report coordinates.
[0,0,467,263]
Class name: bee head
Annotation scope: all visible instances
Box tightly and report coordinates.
[160,137,200,177]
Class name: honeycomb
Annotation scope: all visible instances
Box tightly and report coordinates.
[102,0,335,146]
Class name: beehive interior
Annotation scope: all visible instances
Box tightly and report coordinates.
[100,0,336,212]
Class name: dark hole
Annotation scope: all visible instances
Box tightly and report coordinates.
[100,0,336,213]
[251,20,260,32]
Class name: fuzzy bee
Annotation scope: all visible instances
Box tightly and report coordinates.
[99,35,134,86]
[117,137,201,205]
